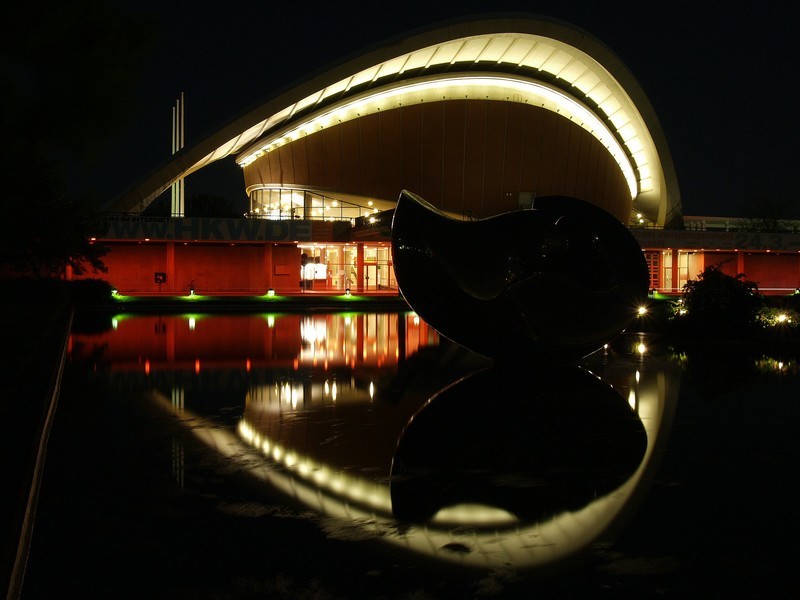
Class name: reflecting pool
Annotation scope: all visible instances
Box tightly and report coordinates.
[23,312,800,598]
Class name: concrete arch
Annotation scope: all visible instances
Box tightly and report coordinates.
[109,13,681,227]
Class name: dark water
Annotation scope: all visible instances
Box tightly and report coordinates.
[22,313,800,598]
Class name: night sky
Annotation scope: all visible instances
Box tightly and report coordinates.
[86,1,800,218]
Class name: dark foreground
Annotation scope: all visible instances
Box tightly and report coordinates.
[18,342,800,599]
[3,291,800,599]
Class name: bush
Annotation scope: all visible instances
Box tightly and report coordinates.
[672,264,763,340]
[67,278,115,306]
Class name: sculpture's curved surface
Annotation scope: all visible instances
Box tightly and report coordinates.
[391,190,649,363]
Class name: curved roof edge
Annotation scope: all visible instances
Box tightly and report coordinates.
[107,12,682,225]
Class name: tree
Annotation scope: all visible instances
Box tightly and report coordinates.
[676,263,763,339]
[735,195,796,232]
[2,155,108,277]
[0,1,156,278]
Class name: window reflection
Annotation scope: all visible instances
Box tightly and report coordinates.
[69,312,438,372]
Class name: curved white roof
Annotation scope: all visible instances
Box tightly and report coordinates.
[110,14,681,226]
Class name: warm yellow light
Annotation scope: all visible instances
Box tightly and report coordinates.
[237,74,638,199]
[637,306,647,316]
[637,343,646,355]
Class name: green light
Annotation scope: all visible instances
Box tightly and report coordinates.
[260,291,283,300]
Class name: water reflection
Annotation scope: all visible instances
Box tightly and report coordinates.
[73,312,438,373]
[390,365,648,525]
[71,313,678,573]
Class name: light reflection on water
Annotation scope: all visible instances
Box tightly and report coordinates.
[69,313,681,573]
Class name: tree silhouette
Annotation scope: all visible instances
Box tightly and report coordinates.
[1,1,156,278]
[677,263,763,339]
[735,195,796,232]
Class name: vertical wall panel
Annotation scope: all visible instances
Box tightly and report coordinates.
[400,104,424,197]
[552,116,571,196]
[482,102,507,214]
[442,100,466,213]
[462,101,487,219]
[291,137,309,186]
[267,151,282,184]
[242,163,258,194]
[502,103,525,210]
[421,102,445,205]
[278,145,294,184]
[379,109,403,194]
[563,122,581,198]
[573,128,591,201]
[519,105,543,194]
[536,111,557,196]
[339,119,362,193]
[322,127,342,192]
[584,136,601,204]
[359,114,381,197]
[593,149,609,212]
[305,130,326,184]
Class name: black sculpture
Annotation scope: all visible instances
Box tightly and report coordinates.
[391,190,650,363]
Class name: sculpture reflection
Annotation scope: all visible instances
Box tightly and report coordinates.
[228,341,673,570]
[391,190,650,363]
[390,365,648,525]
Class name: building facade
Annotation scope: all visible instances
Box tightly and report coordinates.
[82,15,798,297]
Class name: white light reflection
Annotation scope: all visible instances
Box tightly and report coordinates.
[148,336,676,573]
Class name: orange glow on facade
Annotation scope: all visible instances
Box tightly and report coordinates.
[70,313,439,374]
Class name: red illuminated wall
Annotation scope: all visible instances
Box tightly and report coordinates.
[174,244,264,294]
[698,251,800,290]
[98,242,168,291]
[91,241,305,295]
[742,253,800,290]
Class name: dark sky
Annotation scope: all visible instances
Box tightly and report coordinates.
[91,1,799,218]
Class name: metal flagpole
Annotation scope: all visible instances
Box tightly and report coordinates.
[171,92,185,217]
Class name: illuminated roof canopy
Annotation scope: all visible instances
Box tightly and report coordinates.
[111,14,681,227]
